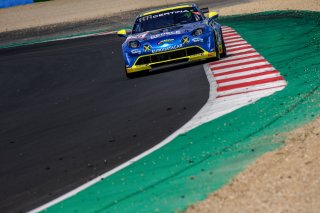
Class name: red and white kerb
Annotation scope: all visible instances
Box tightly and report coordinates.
[210,26,287,98]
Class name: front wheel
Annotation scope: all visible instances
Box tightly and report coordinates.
[125,68,136,79]
[125,68,150,79]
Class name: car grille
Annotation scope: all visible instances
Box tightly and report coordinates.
[135,47,204,66]
[150,58,189,68]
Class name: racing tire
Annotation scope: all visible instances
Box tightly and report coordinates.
[220,31,227,58]
[206,35,220,63]
[213,34,221,61]
[125,68,136,79]
[125,68,150,79]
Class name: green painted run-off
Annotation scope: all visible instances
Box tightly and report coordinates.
[44,11,320,212]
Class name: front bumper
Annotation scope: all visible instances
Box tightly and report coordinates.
[126,46,217,73]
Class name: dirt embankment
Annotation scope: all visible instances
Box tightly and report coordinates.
[1,0,320,34]
[0,0,191,33]
[217,0,320,16]
[186,117,320,213]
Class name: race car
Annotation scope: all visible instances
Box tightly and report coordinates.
[117,3,227,78]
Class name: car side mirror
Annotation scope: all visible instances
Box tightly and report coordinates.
[208,11,219,19]
[200,7,209,14]
[117,29,127,38]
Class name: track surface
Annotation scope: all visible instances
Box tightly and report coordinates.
[0,35,209,212]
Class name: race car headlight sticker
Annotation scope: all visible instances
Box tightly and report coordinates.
[129,41,140,49]
[192,28,204,36]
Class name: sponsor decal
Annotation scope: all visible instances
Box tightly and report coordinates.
[192,38,204,43]
[158,39,174,45]
[182,36,190,44]
[131,49,142,54]
[152,44,183,53]
[150,31,181,39]
[139,10,190,22]
[144,44,152,52]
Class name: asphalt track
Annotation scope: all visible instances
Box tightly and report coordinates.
[0,35,209,212]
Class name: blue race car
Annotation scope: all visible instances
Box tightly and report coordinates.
[117,3,227,78]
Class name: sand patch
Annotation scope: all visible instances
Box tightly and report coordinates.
[0,0,192,33]
[186,117,320,213]
[1,0,320,33]
[214,0,320,16]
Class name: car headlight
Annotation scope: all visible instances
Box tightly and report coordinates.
[192,28,204,36]
[129,41,140,48]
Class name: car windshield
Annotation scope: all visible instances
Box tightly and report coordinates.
[132,7,203,34]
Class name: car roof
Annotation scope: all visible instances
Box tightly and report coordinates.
[139,3,197,17]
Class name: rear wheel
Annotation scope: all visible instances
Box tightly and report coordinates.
[207,35,220,63]
[220,33,227,58]
[213,34,221,61]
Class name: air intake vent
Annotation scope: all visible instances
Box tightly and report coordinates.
[135,47,204,66]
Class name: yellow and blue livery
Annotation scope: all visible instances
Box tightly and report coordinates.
[118,3,226,78]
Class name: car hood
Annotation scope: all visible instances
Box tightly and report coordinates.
[126,21,207,43]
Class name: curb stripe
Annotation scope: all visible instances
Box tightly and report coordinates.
[214,67,277,80]
[212,61,270,73]
[224,38,245,44]
[218,73,281,86]
[217,85,285,98]
[225,41,248,47]
[227,48,255,54]
[222,29,236,33]
[227,44,252,50]
[224,35,242,40]
[213,55,263,65]
[214,64,273,76]
[216,70,280,83]
[211,27,286,98]
[217,76,285,91]
[226,45,255,52]
[217,81,287,96]
[227,50,258,56]
[218,52,260,61]
[211,58,266,69]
